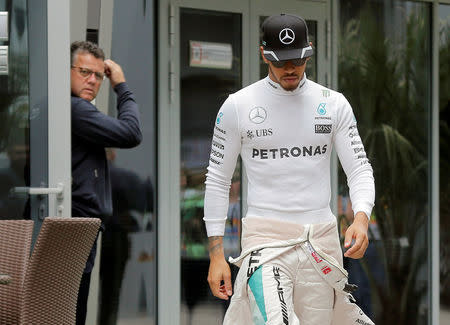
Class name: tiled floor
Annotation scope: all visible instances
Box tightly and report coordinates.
[180,303,224,325]
[441,307,450,325]
[117,303,223,325]
[117,303,450,325]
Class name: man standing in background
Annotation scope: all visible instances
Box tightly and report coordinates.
[70,41,142,325]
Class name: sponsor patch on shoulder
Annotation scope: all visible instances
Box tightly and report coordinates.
[322,89,331,97]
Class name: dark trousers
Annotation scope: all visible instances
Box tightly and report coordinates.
[99,229,130,324]
[76,271,92,325]
[76,238,99,325]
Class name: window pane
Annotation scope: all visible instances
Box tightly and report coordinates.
[338,1,431,324]
[98,1,157,323]
[0,0,30,220]
[179,8,242,324]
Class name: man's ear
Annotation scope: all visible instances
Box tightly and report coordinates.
[260,46,269,64]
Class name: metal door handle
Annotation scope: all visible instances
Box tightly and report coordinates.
[12,183,64,199]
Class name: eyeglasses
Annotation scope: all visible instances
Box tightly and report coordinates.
[271,58,307,68]
[71,66,105,81]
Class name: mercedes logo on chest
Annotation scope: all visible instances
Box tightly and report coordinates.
[279,28,295,45]
[249,107,267,124]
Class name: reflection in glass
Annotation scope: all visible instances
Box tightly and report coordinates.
[259,16,317,82]
[98,1,157,323]
[101,149,155,324]
[439,4,450,324]
[338,1,430,324]
[0,0,30,220]
[180,8,242,324]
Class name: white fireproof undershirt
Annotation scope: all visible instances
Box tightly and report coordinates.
[204,75,375,237]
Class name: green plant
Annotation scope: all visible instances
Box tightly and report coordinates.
[339,3,431,324]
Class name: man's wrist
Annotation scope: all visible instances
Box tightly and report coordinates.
[208,236,224,258]
[113,81,126,91]
[354,212,369,227]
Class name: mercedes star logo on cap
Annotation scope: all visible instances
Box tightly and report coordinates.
[279,28,295,45]
[249,107,267,124]
[261,14,314,61]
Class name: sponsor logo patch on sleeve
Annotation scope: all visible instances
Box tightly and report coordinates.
[315,124,332,134]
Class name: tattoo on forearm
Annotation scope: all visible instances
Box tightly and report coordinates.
[209,236,223,254]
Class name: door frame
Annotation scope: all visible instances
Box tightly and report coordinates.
[47,0,71,219]
[157,1,331,324]
[26,0,71,226]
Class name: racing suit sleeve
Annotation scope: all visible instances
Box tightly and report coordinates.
[333,94,375,219]
[203,95,241,237]
[71,82,142,148]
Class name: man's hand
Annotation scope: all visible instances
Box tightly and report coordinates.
[344,212,369,259]
[207,236,233,300]
[104,59,126,88]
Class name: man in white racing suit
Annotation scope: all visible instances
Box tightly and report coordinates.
[204,14,375,325]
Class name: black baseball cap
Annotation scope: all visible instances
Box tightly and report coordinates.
[261,14,313,62]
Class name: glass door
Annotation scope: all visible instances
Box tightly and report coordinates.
[338,2,432,324]
[0,0,71,236]
[179,6,243,325]
[0,0,35,222]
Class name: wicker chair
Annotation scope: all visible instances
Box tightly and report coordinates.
[0,220,34,325]
[19,217,101,325]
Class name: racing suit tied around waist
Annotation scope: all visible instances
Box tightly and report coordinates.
[223,217,375,325]
[229,217,356,296]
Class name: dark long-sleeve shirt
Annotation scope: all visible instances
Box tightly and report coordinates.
[71,82,142,219]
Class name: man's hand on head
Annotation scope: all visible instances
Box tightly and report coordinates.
[343,211,370,259]
[104,59,126,88]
